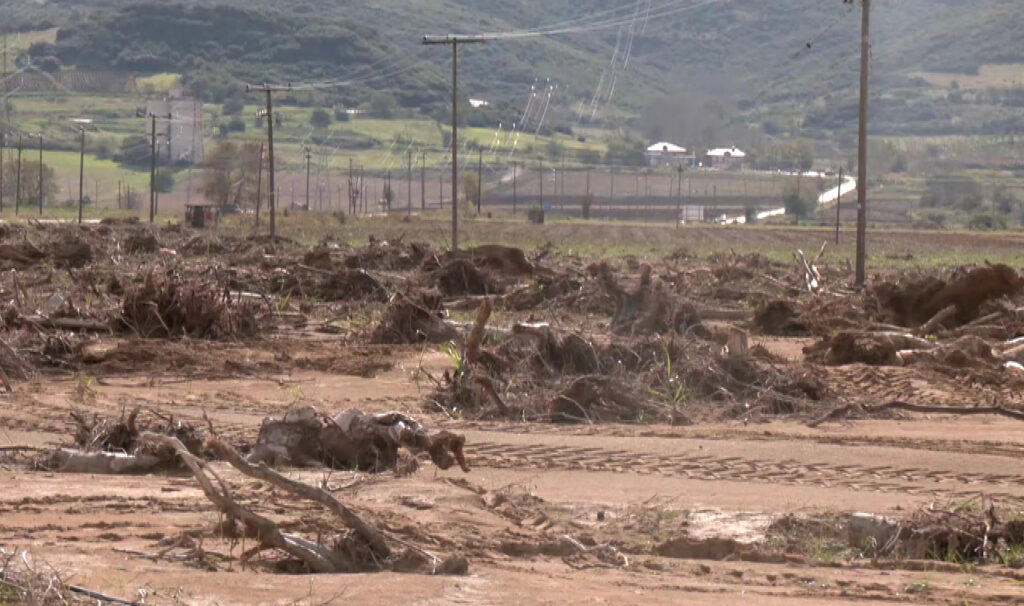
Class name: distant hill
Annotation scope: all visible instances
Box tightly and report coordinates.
[4,0,1024,139]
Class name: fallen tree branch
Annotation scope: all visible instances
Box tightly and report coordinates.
[68,584,140,606]
[915,304,957,336]
[140,432,344,573]
[808,401,1024,428]
[465,299,492,366]
[473,375,510,416]
[205,436,391,559]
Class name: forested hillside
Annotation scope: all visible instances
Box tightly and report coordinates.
[2,0,1024,138]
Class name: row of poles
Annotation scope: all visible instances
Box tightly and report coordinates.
[220,0,872,283]
[0,133,47,218]
[416,0,871,285]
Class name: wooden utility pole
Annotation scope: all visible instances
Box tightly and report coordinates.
[423,34,485,250]
[835,167,843,245]
[255,143,265,226]
[610,168,615,217]
[560,155,565,203]
[675,165,682,229]
[77,128,85,224]
[407,148,413,215]
[348,158,354,215]
[512,161,517,215]
[304,148,312,211]
[139,110,171,223]
[855,0,871,286]
[539,159,544,209]
[420,152,426,210]
[385,169,392,212]
[37,133,43,215]
[0,137,4,214]
[248,84,291,239]
[476,149,482,213]
[14,134,21,215]
[439,172,444,209]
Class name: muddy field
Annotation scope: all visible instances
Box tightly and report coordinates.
[3,219,1024,604]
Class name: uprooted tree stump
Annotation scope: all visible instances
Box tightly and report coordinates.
[120,269,261,339]
[872,264,1023,328]
[370,290,457,344]
[246,406,469,473]
[549,375,649,423]
[430,258,500,296]
[54,407,203,474]
[595,262,707,337]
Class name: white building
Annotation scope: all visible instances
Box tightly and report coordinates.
[706,146,747,169]
[645,141,692,166]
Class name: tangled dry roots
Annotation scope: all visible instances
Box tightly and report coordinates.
[120,269,259,339]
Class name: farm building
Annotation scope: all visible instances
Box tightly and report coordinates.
[706,146,747,169]
[645,141,693,166]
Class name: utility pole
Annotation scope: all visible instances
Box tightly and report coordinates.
[423,34,486,250]
[610,168,615,217]
[348,158,354,215]
[303,148,311,211]
[476,149,482,213]
[255,143,265,226]
[855,0,871,286]
[512,161,517,215]
[154,136,164,217]
[139,110,171,223]
[78,128,85,224]
[560,155,565,207]
[439,172,443,209]
[2,32,8,127]
[14,134,21,215]
[37,133,43,215]
[675,165,682,229]
[385,170,392,212]
[539,159,544,210]
[0,136,4,214]
[835,166,843,245]
[420,152,426,210]
[248,83,291,239]
[407,148,413,215]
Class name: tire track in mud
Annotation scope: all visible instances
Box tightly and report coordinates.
[469,440,1024,505]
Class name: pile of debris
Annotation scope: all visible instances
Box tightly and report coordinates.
[804,265,1024,373]
[120,268,261,339]
[425,299,824,424]
[247,406,469,473]
[44,407,203,474]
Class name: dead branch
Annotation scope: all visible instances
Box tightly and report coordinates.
[18,315,114,332]
[473,375,510,416]
[465,299,492,366]
[140,432,344,573]
[205,436,390,559]
[915,304,957,336]
[795,249,821,294]
[809,400,1024,428]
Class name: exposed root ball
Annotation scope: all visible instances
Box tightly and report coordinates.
[120,269,260,339]
[370,290,456,344]
[431,258,500,296]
